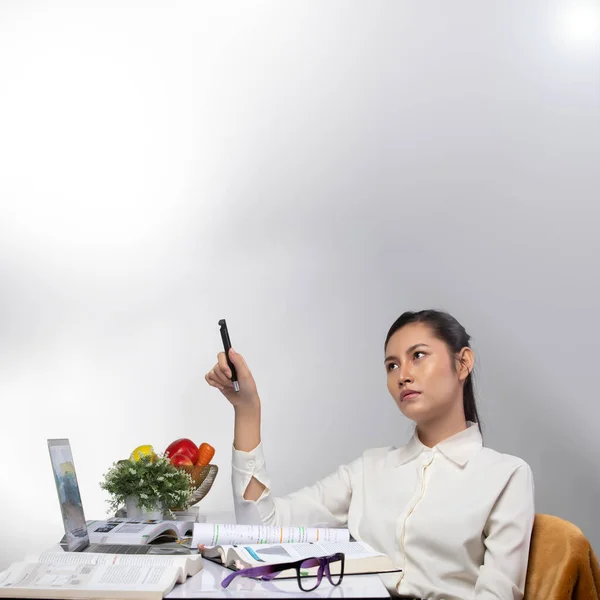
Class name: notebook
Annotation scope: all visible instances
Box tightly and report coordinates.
[47,438,192,556]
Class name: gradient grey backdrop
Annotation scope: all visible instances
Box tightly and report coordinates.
[1,0,599,570]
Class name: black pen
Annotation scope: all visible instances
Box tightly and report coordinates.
[218,319,239,392]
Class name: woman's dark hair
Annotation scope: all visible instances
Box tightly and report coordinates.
[384,309,481,433]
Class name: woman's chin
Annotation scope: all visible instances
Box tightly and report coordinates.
[397,399,428,419]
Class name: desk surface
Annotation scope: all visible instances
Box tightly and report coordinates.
[165,558,391,599]
[39,511,391,598]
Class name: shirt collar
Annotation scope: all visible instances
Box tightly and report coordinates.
[389,421,482,468]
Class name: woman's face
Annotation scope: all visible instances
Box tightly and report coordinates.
[385,322,471,425]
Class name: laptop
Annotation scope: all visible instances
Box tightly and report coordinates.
[48,438,191,555]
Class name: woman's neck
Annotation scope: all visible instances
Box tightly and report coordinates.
[416,411,468,448]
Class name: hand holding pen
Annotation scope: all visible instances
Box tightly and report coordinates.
[205,320,259,408]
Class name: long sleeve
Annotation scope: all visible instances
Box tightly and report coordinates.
[474,463,535,600]
[231,442,360,528]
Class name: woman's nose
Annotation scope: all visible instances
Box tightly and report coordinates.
[398,372,413,386]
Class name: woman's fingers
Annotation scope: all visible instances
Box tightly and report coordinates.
[217,352,232,378]
[229,349,250,375]
[205,366,231,390]
[205,371,222,390]
[214,362,233,386]
[205,348,258,405]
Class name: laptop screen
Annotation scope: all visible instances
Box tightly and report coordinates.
[47,438,90,552]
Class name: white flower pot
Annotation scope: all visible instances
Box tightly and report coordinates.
[125,496,163,520]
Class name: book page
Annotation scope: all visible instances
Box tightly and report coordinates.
[230,540,384,566]
[0,561,179,596]
[172,520,194,539]
[28,552,201,584]
[192,523,349,547]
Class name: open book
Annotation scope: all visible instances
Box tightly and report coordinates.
[83,520,348,547]
[200,540,401,578]
[0,551,203,599]
[85,518,194,546]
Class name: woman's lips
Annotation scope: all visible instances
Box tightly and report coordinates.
[401,392,421,401]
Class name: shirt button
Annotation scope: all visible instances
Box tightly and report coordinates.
[247,460,255,468]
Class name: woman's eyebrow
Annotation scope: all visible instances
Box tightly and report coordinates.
[384,343,431,363]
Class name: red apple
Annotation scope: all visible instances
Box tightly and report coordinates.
[170,453,194,467]
[165,438,199,464]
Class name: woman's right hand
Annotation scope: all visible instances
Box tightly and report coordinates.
[205,348,259,409]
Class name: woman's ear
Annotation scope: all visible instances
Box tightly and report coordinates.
[457,347,475,382]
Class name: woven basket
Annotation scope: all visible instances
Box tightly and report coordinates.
[174,463,218,508]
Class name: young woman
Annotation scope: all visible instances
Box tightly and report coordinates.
[205,309,535,599]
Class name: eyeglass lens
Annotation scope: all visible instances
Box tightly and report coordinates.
[297,556,343,592]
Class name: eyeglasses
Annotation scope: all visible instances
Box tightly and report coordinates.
[221,552,345,592]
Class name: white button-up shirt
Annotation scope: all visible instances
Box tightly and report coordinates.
[232,423,535,600]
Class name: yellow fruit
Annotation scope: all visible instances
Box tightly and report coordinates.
[130,445,156,461]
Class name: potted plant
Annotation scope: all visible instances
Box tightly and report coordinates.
[100,453,195,520]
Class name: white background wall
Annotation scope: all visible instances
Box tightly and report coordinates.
[1,0,599,570]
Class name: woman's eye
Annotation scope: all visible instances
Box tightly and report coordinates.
[387,353,425,371]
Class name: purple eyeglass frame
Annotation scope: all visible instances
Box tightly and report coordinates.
[221,552,345,591]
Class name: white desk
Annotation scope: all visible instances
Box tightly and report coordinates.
[165,558,391,599]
